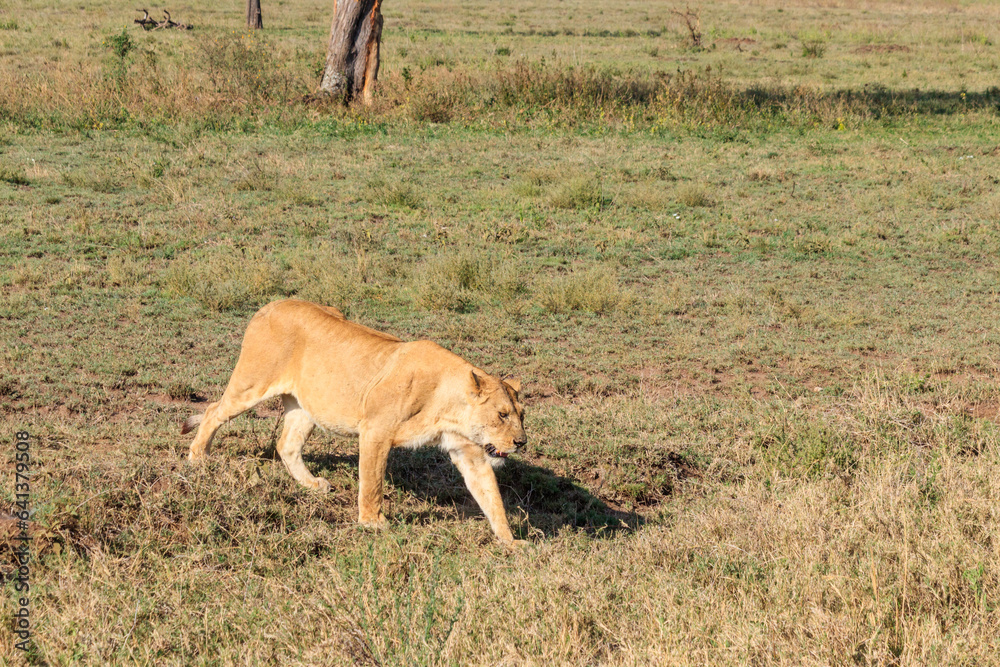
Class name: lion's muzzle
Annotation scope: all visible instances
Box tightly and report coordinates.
[484,443,509,458]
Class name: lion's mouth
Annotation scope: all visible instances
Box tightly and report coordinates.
[484,443,508,459]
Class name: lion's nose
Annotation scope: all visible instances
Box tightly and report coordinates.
[514,436,527,448]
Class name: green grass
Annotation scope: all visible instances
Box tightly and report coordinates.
[3,0,1000,664]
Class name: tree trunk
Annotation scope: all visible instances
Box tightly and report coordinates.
[246,0,262,29]
[319,0,383,105]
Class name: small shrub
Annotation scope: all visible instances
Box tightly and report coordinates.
[538,267,629,315]
[150,158,168,179]
[197,31,290,104]
[102,27,136,91]
[753,418,856,478]
[166,381,197,401]
[702,228,722,248]
[801,41,826,58]
[487,60,662,110]
[104,28,135,60]
[747,167,789,183]
[488,258,530,301]
[671,7,702,49]
[409,88,456,123]
[56,261,98,290]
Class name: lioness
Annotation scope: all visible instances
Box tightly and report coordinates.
[181,299,527,546]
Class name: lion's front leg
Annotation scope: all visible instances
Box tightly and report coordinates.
[447,443,517,546]
[357,432,391,529]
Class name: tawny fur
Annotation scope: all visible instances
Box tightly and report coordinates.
[181,299,527,546]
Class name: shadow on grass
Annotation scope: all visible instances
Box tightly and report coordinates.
[738,84,1000,118]
[497,457,646,539]
[305,447,644,540]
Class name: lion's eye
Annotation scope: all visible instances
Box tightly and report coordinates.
[499,412,509,420]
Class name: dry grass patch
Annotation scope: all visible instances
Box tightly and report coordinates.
[11,262,47,287]
[164,246,285,311]
[0,164,28,185]
[676,182,711,208]
[105,252,148,289]
[232,157,280,192]
[287,247,375,312]
[626,182,672,211]
[537,266,630,315]
[548,175,608,210]
[513,167,558,198]
[61,167,120,194]
[412,249,528,313]
[365,177,423,209]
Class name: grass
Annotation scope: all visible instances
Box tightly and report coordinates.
[537,267,629,315]
[0,166,28,186]
[2,0,1000,663]
[412,249,527,313]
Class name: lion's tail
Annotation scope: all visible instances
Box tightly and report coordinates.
[180,413,203,435]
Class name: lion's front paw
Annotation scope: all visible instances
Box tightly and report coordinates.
[359,513,388,530]
[312,477,332,493]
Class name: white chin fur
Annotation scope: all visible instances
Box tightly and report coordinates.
[488,456,506,469]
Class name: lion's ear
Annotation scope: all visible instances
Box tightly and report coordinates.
[469,370,484,396]
[503,377,521,394]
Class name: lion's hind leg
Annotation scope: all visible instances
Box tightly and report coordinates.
[186,379,282,462]
[275,395,329,492]
[186,400,225,461]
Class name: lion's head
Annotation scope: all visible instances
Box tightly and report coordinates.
[466,370,526,463]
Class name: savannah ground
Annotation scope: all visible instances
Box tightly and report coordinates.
[2,0,1000,664]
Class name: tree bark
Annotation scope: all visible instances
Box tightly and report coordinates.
[246,0,263,29]
[319,0,383,104]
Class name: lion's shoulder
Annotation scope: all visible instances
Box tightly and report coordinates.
[255,298,344,322]
[255,300,401,342]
